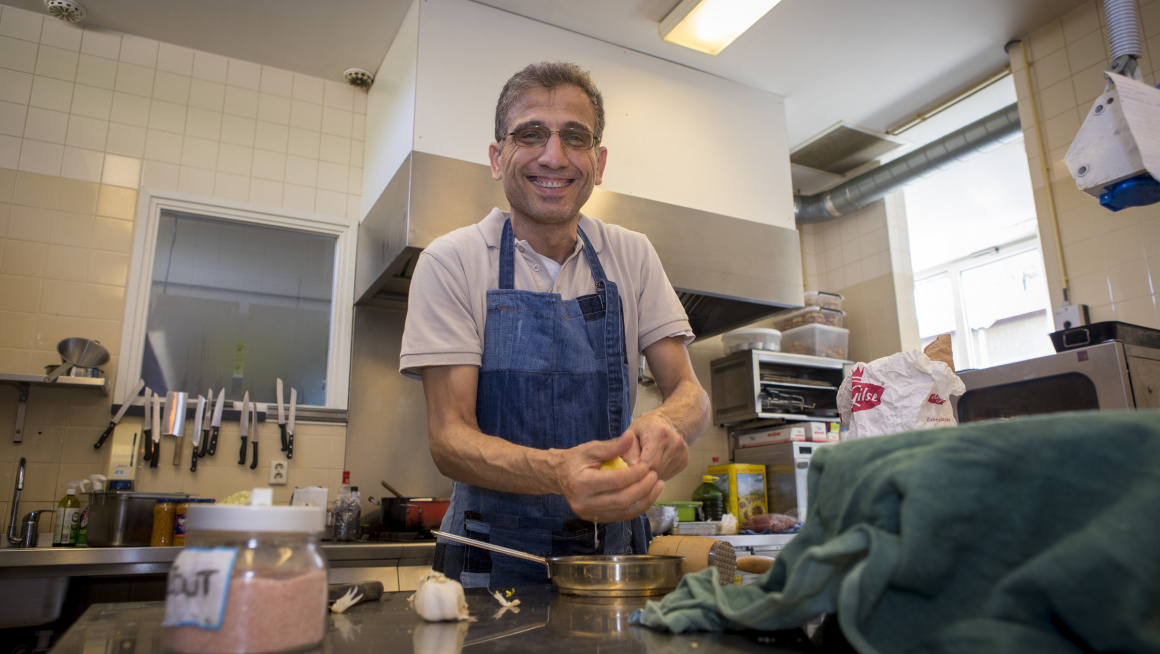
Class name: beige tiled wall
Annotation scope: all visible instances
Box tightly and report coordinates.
[1013,0,1160,328]
[0,3,361,532]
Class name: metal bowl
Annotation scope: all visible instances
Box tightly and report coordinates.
[57,337,109,368]
[548,555,683,597]
[646,505,678,535]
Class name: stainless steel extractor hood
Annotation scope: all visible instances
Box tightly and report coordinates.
[355,152,804,339]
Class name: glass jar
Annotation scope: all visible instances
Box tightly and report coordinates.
[152,500,177,546]
[164,489,327,654]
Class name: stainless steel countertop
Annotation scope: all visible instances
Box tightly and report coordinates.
[48,586,813,654]
[0,541,436,578]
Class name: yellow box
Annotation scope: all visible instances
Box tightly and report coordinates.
[707,463,767,522]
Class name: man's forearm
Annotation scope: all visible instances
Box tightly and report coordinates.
[645,377,710,445]
[429,421,563,495]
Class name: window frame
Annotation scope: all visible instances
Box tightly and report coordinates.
[115,189,357,410]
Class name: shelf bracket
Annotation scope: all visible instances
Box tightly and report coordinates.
[13,382,30,443]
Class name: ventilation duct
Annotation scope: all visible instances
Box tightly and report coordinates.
[795,103,1022,223]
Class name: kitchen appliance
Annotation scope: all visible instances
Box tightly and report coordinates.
[85,491,188,546]
[433,530,684,597]
[734,440,834,521]
[354,152,804,339]
[953,333,1160,422]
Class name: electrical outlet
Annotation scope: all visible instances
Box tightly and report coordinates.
[269,460,288,485]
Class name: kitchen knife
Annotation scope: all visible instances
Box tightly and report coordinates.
[190,395,205,472]
[286,388,297,460]
[249,402,259,470]
[141,388,154,464]
[238,391,250,465]
[208,389,225,456]
[94,379,145,449]
[276,378,287,453]
[198,388,213,457]
[149,392,162,469]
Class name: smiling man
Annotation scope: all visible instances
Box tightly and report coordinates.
[400,61,710,588]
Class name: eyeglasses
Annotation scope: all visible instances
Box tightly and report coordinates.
[507,126,597,151]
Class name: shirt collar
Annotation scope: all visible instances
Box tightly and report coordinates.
[481,208,605,256]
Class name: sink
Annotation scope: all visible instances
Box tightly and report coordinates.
[0,576,69,628]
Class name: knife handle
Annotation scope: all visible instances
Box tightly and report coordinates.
[150,438,160,468]
[94,422,116,449]
[279,425,288,452]
[208,427,219,456]
[143,430,154,462]
[191,448,198,473]
[286,432,293,460]
[238,437,248,465]
[249,442,258,470]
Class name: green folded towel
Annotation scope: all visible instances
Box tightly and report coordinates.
[636,410,1160,653]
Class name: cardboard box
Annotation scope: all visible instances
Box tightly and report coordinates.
[737,422,837,447]
[707,463,767,522]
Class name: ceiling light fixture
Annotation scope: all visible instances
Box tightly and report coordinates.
[44,0,86,22]
[659,0,781,55]
[343,68,375,90]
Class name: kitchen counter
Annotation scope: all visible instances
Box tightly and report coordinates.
[48,586,815,654]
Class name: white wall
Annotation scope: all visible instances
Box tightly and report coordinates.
[363,0,795,229]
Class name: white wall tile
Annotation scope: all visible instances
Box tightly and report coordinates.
[79,27,120,60]
[114,62,154,97]
[152,71,191,105]
[315,189,346,217]
[106,122,146,157]
[249,178,283,206]
[60,145,103,182]
[1,34,39,72]
[118,35,158,68]
[216,143,252,176]
[101,153,139,187]
[292,75,324,104]
[76,54,116,90]
[260,67,293,97]
[0,133,19,168]
[321,107,352,138]
[254,121,288,152]
[220,114,255,146]
[287,127,319,158]
[24,107,68,143]
[144,128,182,163]
[349,140,363,167]
[319,134,350,164]
[323,81,354,111]
[156,43,194,76]
[257,94,290,124]
[0,100,27,136]
[0,6,43,42]
[39,19,82,51]
[351,113,365,138]
[347,168,362,194]
[65,114,108,150]
[147,100,186,134]
[317,161,347,192]
[223,86,258,118]
[141,159,179,191]
[252,149,286,182]
[189,78,225,111]
[282,183,315,211]
[180,136,218,169]
[110,92,150,126]
[353,91,366,115]
[192,51,228,83]
[29,76,73,112]
[285,155,317,186]
[35,44,78,82]
[213,171,249,202]
[290,99,322,131]
[227,59,261,90]
[18,139,63,175]
[346,193,361,220]
[184,107,222,140]
[178,165,214,195]
[70,84,113,119]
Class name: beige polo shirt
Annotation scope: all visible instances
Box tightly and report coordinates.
[399,208,692,410]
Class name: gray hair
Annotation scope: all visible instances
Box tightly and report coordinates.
[494,61,605,146]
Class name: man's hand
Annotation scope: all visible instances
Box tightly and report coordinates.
[624,413,689,481]
[553,433,663,522]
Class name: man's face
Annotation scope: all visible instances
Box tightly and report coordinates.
[489,85,607,227]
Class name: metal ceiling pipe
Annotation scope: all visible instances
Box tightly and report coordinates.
[794,102,1022,224]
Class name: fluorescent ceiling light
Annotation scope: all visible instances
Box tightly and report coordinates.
[659,0,781,55]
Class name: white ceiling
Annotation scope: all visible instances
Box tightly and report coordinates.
[3,0,1090,153]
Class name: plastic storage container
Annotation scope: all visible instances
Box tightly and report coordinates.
[803,291,844,311]
[770,306,846,331]
[722,328,781,354]
[780,324,850,359]
[654,501,702,522]
[164,489,327,654]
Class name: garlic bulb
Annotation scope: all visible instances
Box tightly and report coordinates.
[410,572,471,622]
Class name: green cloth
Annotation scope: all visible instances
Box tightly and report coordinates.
[637,410,1160,653]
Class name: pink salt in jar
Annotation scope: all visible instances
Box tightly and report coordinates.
[163,489,327,654]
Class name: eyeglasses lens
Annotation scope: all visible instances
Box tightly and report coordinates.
[510,127,594,150]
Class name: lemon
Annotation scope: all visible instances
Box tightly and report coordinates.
[600,456,629,470]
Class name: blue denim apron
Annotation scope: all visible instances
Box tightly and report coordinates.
[434,218,650,588]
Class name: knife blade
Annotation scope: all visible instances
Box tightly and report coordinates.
[198,388,213,457]
[141,388,154,464]
[190,395,206,472]
[286,388,297,460]
[238,391,250,465]
[149,392,162,469]
[208,389,225,456]
[276,378,287,453]
[95,379,145,449]
[167,391,188,466]
[249,402,259,470]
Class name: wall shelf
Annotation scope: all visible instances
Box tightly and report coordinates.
[0,374,108,443]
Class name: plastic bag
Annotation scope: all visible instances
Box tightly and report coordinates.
[837,335,965,440]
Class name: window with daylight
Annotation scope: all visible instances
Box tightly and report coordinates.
[117,192,355,408]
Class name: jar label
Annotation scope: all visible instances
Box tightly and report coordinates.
[162,547,237,629]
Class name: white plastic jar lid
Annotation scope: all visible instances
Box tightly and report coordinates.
[186,488,325,534]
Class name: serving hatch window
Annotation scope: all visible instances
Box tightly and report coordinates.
[117,192,355,410]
